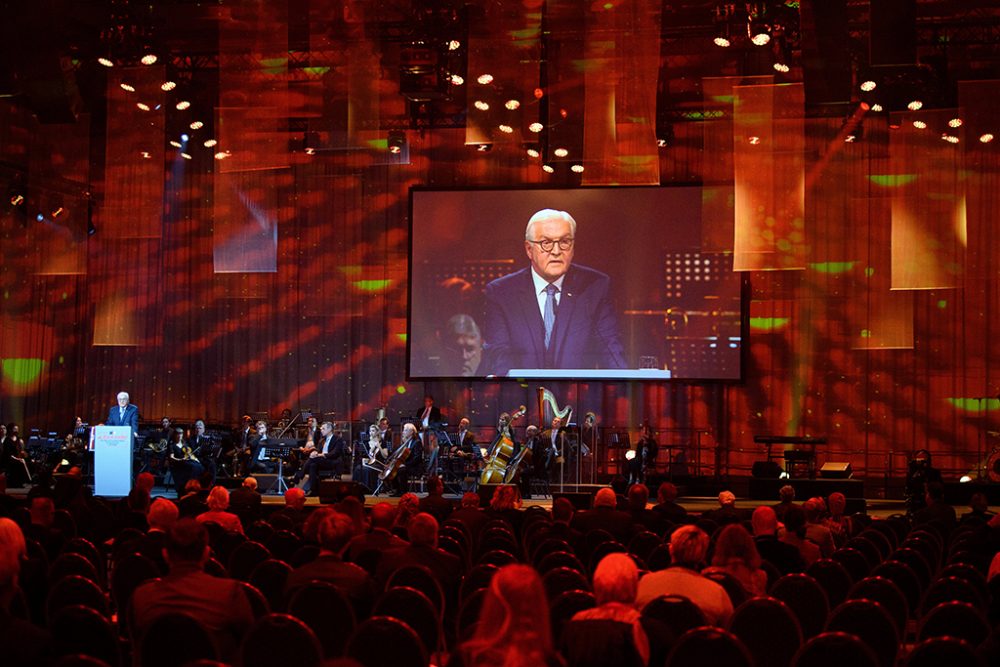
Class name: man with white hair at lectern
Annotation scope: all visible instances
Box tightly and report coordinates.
[105,391,139,438]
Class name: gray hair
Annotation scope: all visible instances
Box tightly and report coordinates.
[525,208,577,241]
[117,391,129,401]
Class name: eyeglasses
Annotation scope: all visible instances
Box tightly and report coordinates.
[528,237,574,253]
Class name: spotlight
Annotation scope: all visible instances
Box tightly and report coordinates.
[713,36,731,48]
[36,213,44,222]
[912,120,927,129]
[98,57,114,68]
[748,136,761,145]
[474,100,489,111]
[541,164,554,173]
[941,134,959,144]
[778,471,790,480]
[980,133,994,143]
[553,147,568,157]
[657,138,668,148]
[176,100,191,110]
[387,130,406,155]
[526,148,540,158]
[448,40,461,51]
[505,99,520,110]
[214,151,231,160]
[528,122,543,133]
[498,124,513,134]
[959,475,972,483]
[161,81,176,91]
[304,147,316,156]
[140,151,151,159]
[88,219,97,236]
[870,103,883,112]
[570,163,584,173]
[476,73,494,85]
[169,140,182,148]
[181,152,192,160]
[181,134,189,143]
[10,194,24,206]
[844,134,857,143]
[749,27,770,46]
[773,62,790,73]
[948,118,962,128]
[448,74,464,86]
[860,80,877,92]
[141,54,158,65]
[136,102,150,111]
[51,207,64,218]
[120,82,135,93]
[907,100,923,111]
[475,143,491,152]
[190,121,204,130]
[203,139,217,148]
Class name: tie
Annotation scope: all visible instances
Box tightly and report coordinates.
[322,436,330,454]
[119,407,125,421]
[543,283,558,349]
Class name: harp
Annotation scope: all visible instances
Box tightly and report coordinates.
[537,387,572,427]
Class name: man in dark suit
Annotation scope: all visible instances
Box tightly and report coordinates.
[483,208,626,376]
[416,395,442,431]
[541,417,569,483]
[106,391,139,437]
[418,475,454,522]
[752,506,805,575]
[570,487,635,544]
[376,513,463,602]
[294,421,346,495]
[346,502,409,568]
[394,423,424,495]
[248,421,275,474]
[190,420,218,484]
[228,476,263,527]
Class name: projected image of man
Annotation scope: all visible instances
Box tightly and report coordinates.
[484,209,626,375]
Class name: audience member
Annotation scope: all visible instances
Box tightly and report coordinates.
[651,482,687,524]
[271,487,309,532]
[779,505,821,566]
[803,499,836,557]
[25,494,65,560]
[772,484,798,523]
[0,517,51,666]
[196,486,244,534]
[752,506,805,576]
[535,497,582,553]
[487,484,525,532]
[824,492,854,544]
[636,525,733,626]
[912,482,957,532]
[137,497,180,573]
[571,552,650,665]
[449,492,490,542]
[449,564,561,667]
[702,490,743,526]
[393,492,421,538]
[335,495,368,536]
[418,475,454,522]
[346,502,408,564]
[285,511,375,618]
[377,512,463,599]
[127,471,156,514]
[175,479,207,518]
[228,476,263,526]
[131,518,254,662]
[704,523,767,596]
[961,492,994,524]
[570,487,634,544]
[626,484,665,535]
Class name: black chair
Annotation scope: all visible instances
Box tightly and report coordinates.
[374,586,442,655]
[938,562,987,593]
[863,522,898,552]
[918,600,991,645]
[806,559,852,608]
[288,543,320,568]
[477,548,518,567]
[238,581,272,619]
[46,575,110,621]
[240,613,322,667]
[920,575,983,616]
[347,616,428,667]
[245,520,275,544]
[227,540,270,581]
[561,618,644,667]
[137,612,219,667]
[857,529,892,561]
[52,655,114,667]
[844,537,880,571]
[204,556,228,578]
[211,530,248,566]
[264,529,302,564]
[50,605,120,667]
[589,541,627,574]
[646,544,672,571]
[580,529,616,563]
[550,589,597,644]
[703,570,749,609]
[543,566,591,600]
[847,576,909,635]
[287,581,356,659]
[628,531,662,563]
[729,596,802,667]
[667,626,753,667]
[62,538,105,577]
[109,552,159,635]
[640,595,706,637]
[387,564,446,617]
[537,550,586,575]
[870,560,922,616]
[532,537,574,565]
[455,588,485,643]
[248,558,292,612]
[50,552,101,585]
[890,547,933,589]
[825,599,898,667]
[792,631,879,667]
[770,573,829,640]
[459,563,499,604]
[477,534,518,559]
[900,536,941,573]
[438,535,467,564]
[904,636,985,667]
[440,524,471,552]
[830,548,870,584]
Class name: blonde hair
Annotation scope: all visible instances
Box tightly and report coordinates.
[592,552,639,605]
[207,486,230,511]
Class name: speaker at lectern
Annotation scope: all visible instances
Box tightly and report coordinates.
[94,425,133,497]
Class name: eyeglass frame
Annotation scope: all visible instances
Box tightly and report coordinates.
[526,237,575,253]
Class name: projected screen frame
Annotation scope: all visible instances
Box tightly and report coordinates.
[407,184,748,383]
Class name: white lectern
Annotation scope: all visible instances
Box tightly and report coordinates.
[94,425,133,497]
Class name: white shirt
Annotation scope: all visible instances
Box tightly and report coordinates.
[531,268,565,319]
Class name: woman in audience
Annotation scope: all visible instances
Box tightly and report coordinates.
[393,492,420,537]
[196,486,244,534]
[449,563,562,666]
[487,483,524,532]
[703,523,767,596]
[825,492,853,544]
[570,552,649,665]
[336,495,369,536]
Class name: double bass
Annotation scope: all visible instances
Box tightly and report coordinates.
[480,406,526,485]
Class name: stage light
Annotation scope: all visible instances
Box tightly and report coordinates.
[773,62,789,73]
[476,73,493,85]
[176,100,191,110]
[912,120,927,129]
[448,40,461,51]
[88,219,96,236]
[304,147,316,156]
[541,164,554,173]
[181,134,189,143]
[120,82,135,92]
[10,194,24,206]
[136,102,150,111]
[870,103,883,112]
[860,80,877,92]
[51,207,64,218]
[36,213,44,222]
[475,143,491,152]
[941,134,959,144]
[959,475,972,483]
[189,121,204,130]
[748,136,761,145]
[553,147,568,157]
[528,122,543,133]
[141,54,158,65]
[474,100,489,111]
[169,140,182,148]
[948,118,962,128]
[214,151,230,160]
[98,57,114,68]
[749,21,770,46]
[526,148,540,158]
[570,163,584,173]
[778,471,790,480]
[657,138,668,148]
[907,100,923,111]
[844,134,857,143]
[387,130,406,154]
[140,151,151,159]
[448,74,464,86]
[980,133,994,143]
[498,124,513,134]
[713,36,731,48]
[181,152,192,160]
[505,99,520,110]
[203,139,217,148]
[161,81,176,91]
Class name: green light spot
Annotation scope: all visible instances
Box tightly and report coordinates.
[353,280,393,292]
[750,317,790,331]
[396,333,407,343]
[869,174,918,187]
[396,385,407,394]
[604,2,614,9]
[58,356,64,364]
[61,292,68,300]
[301,66,331,76]
[810,261,856,274]
[1,358,45,386]
[947,397,1000,412]
[861,329,871,338]
[865,267,875,277]
[937,300,948,309]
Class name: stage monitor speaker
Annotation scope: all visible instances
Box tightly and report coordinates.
[251,474,279,493]
[552,491,593,511]
[319,479,365,504]
[478,483,515,507]
[752,461,783,479]
[820,462,853,479]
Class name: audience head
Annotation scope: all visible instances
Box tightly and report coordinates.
[427,475,444,496]
[803,499,822,523]
[470,564,553,658]
[183,479,202,494]
[490,484,522,512]
[711,523,761,569]
[242,476,258,491]
[369,502,397,530]
[779,485,795,503]
[0,518,26,597]
[658,482,678,504]
[593,487,617,509]
[627,483,649,510]
[969,492,988,513]
[317,512,355,555]
[302,507,336,544]
[925,482,945,504]
[164,518,210,566]
[669,525,710,569]
[610,475,628,496]
[407,513,439,548]
[335,496,367,534]
[827,492,846,515]
[592,552,640,606]
[460,492,481,509]
[718,490,736,508]
[782,504,807,538]
[206,486,230,511]
[397,493,420,522]
[148,498,180,532]
[135,472,155,493]
[29,496,55,527]
[751,506,779,536]
[285,487,307,510]
[552,497,575,523]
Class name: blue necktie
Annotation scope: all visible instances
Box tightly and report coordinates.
[543,283,558,349]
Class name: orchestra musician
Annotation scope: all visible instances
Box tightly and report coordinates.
[248,421,275,474]
[452,418,476,459]
[293,421,346,496]
[1,423,31,488]
[169,427,203,493]
[377,417,392,446]
[190,420,218,484]
[416,395,442,431]
[355,424,389,489]
[393,423,424,495]
[156,417,174,447]
[628,423,658,485]
[542,417,569,482]
[231,415,254,476]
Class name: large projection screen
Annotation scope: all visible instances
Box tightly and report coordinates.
[409,186,744,381]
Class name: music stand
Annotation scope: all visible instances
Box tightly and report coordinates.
[263,441,294,495]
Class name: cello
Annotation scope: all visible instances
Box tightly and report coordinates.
[380,433,413,482]
[480,406,526,485]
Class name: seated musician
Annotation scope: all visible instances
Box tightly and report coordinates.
[293,421,346,495]
[169,427,203,493]
[248,421,275,474]
[452,418,476,459]
[393,423,424,495]
[190,420,218,484]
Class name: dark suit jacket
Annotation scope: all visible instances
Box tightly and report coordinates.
[401,435,424,473]
[376,543,463,599]
[416,405,442,425]
[570,506,635,544]
[483,264,626,375]
[106,403,139,434]
[284,554,377,618]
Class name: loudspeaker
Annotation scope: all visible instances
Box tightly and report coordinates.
[820,462,853,479]
[478,483,515,507]
[252,474,280,492]
[318,479,365,504]
[552,491,592,511]
[752,461,783,479]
